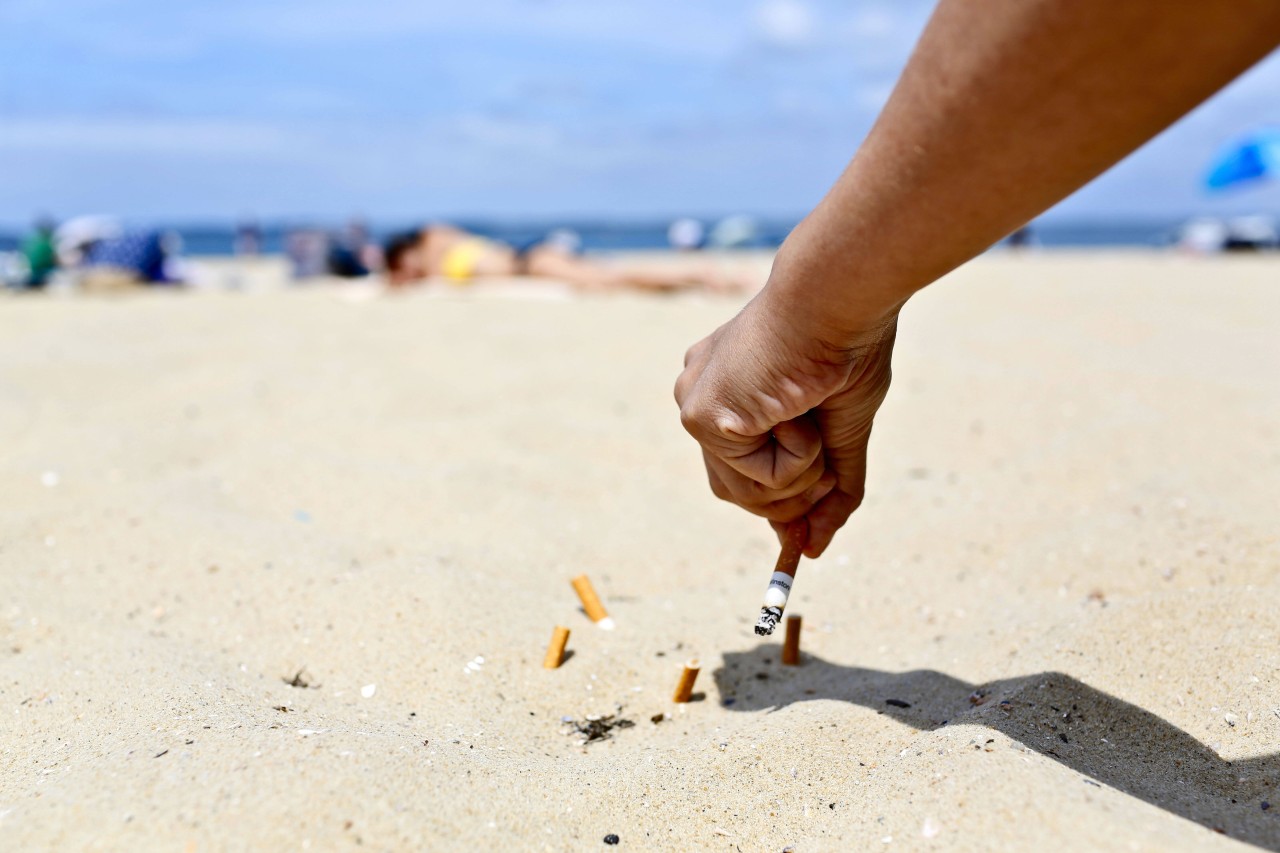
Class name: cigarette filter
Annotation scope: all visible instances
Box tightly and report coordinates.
[543,626,570,669]
[781,614,802,665]
[672,658,700,703]
[754,519,807,636]
[571,574,615,630]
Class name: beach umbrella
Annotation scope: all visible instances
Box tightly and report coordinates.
[1204,129,1280,191]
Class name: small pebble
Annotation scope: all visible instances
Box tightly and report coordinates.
[1263,802,1271,811]
[603,834,619,845]
[361,684,377,698]
[40,471,59,487]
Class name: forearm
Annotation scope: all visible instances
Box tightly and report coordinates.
[773,0,1280,337]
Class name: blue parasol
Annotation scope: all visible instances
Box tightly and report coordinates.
[1204,129,1280,191]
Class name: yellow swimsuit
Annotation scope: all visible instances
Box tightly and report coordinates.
[440,239,489,282]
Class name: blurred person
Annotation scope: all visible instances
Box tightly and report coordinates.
[1005,224,1036,250]
[20,218,58,288]
[383,223,745,293]
[285,229,329,279]
[234,219,263,256]
[81,230,184,288]
[675,0,1280,557]
[54,215,122,268]
[326,219,382,278]
[668,218,707,251]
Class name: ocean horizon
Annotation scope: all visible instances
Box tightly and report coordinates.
[0,217,1201,256]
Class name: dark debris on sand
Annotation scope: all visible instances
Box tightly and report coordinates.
[561,711,636,745]
[283,668,320,689]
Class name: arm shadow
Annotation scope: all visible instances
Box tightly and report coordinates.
[715,646,1279,850]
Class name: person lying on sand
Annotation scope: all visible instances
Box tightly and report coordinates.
[675,0,1280,557]
[383,224,744,293]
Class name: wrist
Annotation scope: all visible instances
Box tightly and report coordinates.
[762,228,906,351]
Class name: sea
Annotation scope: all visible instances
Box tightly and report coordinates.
[0,218,1186,256]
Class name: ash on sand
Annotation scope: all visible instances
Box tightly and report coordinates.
[560,709,635,745]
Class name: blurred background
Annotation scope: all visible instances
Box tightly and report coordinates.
[3,0,1280,268]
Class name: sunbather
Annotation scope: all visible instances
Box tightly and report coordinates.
[383,224,745,293]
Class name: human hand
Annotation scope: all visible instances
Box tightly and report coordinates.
[674,277,896,557]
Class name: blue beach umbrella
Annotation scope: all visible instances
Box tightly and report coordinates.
[1204,129,1280,191]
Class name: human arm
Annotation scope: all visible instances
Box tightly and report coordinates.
[676,0,1280,556]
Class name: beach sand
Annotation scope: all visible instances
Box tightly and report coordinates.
[2,252,1278,851]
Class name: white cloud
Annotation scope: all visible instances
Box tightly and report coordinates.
[0,117,295,156]
[846,6,896,39]
[752,0,815,49]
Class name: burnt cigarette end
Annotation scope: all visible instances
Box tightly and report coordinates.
[754,606,783,636]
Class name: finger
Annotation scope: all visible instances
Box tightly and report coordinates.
[705,461,733,503]
[802,488,862,557]
[704,449,828,508]
[708,457,836,521]
[673,365,695,406]
[683,336,711,368]
[804,438,869,557]
[717,414,822,491]
[754,472,837,522]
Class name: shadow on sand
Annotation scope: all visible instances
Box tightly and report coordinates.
[715,646,1279,850]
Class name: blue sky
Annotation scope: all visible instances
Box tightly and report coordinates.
[2,0,1280,226]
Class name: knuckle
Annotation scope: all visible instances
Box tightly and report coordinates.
[673,373,690,406]
[678,402,704,435]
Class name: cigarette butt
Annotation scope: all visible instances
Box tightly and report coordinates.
[571,574,613,628]
[781,614,802,665]
[543,626,570,669]
[776,519,807,575]
[672,658,700,703]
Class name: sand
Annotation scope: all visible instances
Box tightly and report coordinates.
[1,251,1278,851]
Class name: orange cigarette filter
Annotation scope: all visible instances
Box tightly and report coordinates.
[543,626,570,669]
[776,521,807,576]
[672,658,701,703]
[781,614,802,665]
[571,574,615,629]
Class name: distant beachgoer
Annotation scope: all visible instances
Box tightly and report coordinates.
[675,0,1280,558]
[234,220,263,256]
[83,231,182,286]
[383,223,744,293]
[668,218,707,251]
[1006,225,1035,249]
[21,219,58,288]
[326,220,381,278]
[285,229,329,279]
